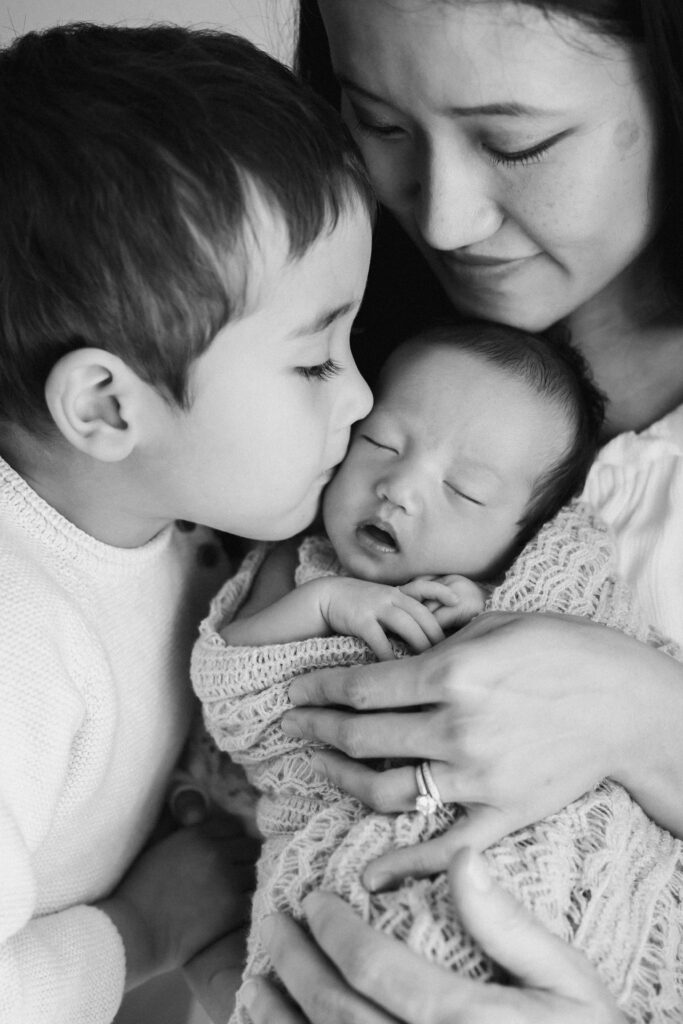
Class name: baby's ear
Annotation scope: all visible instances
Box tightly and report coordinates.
[44,348,145,462]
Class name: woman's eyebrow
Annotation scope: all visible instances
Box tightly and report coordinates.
[338,74,555,119]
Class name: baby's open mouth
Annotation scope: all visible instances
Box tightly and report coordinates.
[356,520,399,554]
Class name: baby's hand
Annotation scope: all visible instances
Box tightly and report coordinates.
[399,574,487,631]
[317,577,445,661]
[97,815,259,989]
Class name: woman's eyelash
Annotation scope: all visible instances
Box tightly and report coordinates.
[351,115,403,139]
[297,359,343,382]
[486,131,568,168]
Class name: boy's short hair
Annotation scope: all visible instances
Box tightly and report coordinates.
[391,320,605,554]
[0,23,375,429]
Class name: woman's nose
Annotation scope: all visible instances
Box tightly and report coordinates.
[410,138,502,251]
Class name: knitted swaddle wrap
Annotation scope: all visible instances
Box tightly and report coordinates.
[192,502,683,1023]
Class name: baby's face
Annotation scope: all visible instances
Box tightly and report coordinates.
[323,342,571,583]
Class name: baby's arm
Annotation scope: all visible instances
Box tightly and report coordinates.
[223,545,449,661]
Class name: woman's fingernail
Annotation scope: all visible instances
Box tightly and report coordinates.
[363,869,388,893]
[465,849,492,892]
[288,679,303,702]
[281,715,302,737]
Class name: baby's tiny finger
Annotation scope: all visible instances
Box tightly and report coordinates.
[169,784,210,827]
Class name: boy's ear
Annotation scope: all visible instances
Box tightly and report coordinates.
[45,348,146,462]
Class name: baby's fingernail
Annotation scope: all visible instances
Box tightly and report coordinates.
[309,755,326,776]
[259,915,275,942]
[281,715,302,737]
[240,979,258,1011]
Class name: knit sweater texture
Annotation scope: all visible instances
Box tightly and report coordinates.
[192,502,683,1024]
[0,456,228,1024]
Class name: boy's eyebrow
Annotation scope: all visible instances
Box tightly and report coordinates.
[338,75,553,118]
[289,300,360,339]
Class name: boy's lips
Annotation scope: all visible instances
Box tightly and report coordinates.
[355,517,400,555]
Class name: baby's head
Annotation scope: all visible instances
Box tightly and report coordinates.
[323,321,605,583]
[0,24,375,541]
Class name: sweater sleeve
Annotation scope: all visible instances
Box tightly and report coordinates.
[0,622,126,1024]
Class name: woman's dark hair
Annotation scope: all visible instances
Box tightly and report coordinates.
[296,0,683,345]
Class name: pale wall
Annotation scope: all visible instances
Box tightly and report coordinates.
[0,0,296,60]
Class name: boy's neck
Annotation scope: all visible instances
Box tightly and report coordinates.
[0,424,171,548]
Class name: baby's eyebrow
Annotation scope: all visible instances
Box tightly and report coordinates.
[289,300,360,339]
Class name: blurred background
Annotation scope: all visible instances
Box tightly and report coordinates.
[2,1,295,1021]
[0,0,296,60]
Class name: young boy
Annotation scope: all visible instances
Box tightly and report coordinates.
[191,323,683,1023]
[0,23,375,1024]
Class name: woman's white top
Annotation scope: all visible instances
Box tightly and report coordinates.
[583,403,683,645]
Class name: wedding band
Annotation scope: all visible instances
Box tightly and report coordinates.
[414,761,444,816]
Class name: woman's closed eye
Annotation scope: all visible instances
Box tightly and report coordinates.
[296,359,343,382]
[485,129,571,168]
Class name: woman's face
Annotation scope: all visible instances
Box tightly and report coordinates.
[318,0,659,331]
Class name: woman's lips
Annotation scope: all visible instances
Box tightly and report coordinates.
[437,250,540,278]
[355,518,400,555]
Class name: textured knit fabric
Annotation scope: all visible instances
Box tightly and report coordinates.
[583,402,683,645]
[0,456,228,1024]
[192,502,683,1024]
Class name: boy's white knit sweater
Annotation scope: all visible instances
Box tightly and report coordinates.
[0,456,227,1024]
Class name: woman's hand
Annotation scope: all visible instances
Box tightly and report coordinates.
[241,848,626,1024]
[282,610,683,888]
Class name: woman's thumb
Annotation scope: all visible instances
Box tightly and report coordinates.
[449,847,586,994]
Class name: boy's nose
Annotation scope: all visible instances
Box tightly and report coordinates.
[410,139,502,252]
[345,361,373,424]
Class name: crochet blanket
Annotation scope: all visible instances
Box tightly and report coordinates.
[191,502,683,1024]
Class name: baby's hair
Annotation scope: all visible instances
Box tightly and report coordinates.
[388,320,606,554]
[0,23,375,429]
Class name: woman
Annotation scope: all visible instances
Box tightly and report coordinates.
[187,2,683,1020]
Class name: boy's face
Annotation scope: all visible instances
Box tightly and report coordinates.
[323,342,570,582]
[141,200,372,540]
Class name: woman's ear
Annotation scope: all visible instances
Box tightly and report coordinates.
[44,348,146,462]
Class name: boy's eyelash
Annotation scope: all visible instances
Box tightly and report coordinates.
[297,358,343,381]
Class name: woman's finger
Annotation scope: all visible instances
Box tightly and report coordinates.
[311,750,422,813]
[287,651,449,710]
[449,849,618,1005]
[303,890,502,1024]
[259,911,399,1023]
[282,706,444,760]
[363,806,512,891]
